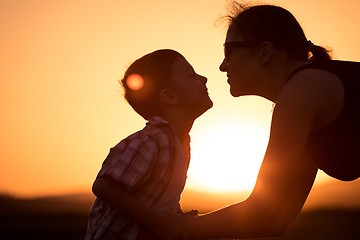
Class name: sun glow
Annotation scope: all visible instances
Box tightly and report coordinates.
[188,119,269,192]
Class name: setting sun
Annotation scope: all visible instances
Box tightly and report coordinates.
[188,116,270,192]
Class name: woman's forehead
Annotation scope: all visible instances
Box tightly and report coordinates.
[225,23,245,42]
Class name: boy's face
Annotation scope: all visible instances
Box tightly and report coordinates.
[169,57,213,118]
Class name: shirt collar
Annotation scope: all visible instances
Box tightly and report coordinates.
[147,116,191,144]
[148,116,170,125]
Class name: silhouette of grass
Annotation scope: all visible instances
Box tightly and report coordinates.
[0,193,93,240]
[0,194,359,240]
[267,209,360,240]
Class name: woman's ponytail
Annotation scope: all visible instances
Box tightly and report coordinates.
[307,40,332,62]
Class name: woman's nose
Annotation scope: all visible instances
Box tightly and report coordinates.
[219,58,227,72]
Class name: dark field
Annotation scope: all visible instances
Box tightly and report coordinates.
[0,194,359,240]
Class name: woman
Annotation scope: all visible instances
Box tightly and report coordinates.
[184,3,360,239]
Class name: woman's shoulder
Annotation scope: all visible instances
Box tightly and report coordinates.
[284,63,343,99]
[284,60,360,105]
[287,60,360,83]
[284,60,354,92]
[279,61,346,131]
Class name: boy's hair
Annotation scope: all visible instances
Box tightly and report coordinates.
[120,49,184,120]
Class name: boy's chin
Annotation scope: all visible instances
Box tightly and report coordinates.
[207,100,214,110]
[198,100,213,116]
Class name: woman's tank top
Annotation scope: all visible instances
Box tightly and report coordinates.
[287,60,360,181]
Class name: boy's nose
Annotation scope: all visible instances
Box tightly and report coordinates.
[199,75,207,84]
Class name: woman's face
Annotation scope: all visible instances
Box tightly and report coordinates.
[219,23,262,97]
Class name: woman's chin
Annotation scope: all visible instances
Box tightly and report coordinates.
[230,88,242,97]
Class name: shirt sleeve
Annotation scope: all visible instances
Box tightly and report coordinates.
[97,136,158,190]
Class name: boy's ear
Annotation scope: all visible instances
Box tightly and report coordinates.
[159,88,178,105]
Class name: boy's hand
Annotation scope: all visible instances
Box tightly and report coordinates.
[152,213,190,240]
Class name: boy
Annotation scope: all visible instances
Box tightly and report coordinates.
[85,49,213,240]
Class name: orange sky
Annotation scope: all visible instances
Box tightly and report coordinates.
[1,0,360,199]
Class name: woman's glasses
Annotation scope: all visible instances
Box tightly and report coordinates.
[224,40,262,61]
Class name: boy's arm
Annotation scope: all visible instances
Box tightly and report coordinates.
[92,176,189,240]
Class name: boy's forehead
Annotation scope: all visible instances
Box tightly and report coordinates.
[169,57,193,84]
[173,57,192,70]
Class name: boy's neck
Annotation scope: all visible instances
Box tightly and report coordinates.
[160,113,194,142]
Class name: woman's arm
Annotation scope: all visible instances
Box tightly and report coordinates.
[184,100,318,238]
[184,70,343,239]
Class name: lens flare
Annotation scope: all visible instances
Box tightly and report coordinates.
[126,74,144,91]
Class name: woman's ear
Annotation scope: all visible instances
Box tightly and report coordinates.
[259,41,274,65]
[159,88,178,105]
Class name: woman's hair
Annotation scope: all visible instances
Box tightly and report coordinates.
[120,49,184,120]
[227,3,331,62]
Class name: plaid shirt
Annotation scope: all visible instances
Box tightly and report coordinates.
[85,116,190,240]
